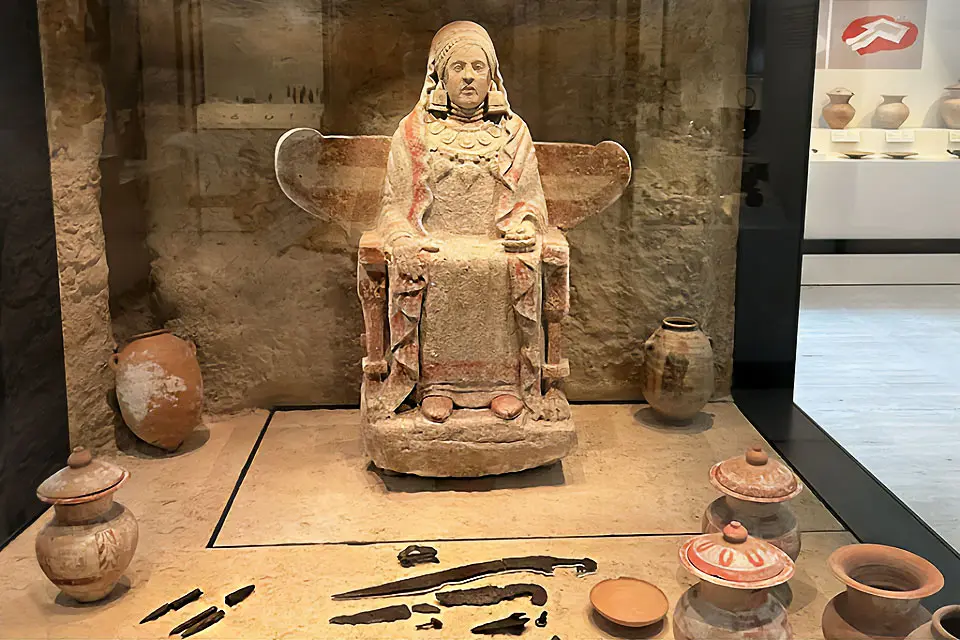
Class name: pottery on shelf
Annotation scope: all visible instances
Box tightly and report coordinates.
[948,150,960,159]
[822,544,944,640]
[590,577,669,628]
[642,317,714,422]
[674,521,795,640]
[824,88,856,129]
[874,95,910,130]
[906,606,960,640]
[884,152,918,160]
[111,329,203,451]
[703,446,804,560]
[843,151,874,160]
[941,81,960,129]
[35,447,139,602]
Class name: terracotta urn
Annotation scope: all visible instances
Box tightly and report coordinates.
[874,95,910,130]
[674,521,795,640]
[35,447,139,602]
[111,329,203,451]
[642,317,714,422]
[703,446,804,560]
[824,88,856,129]
[941,82,960,129]
[822,544,944,640]
[907,606,960,640]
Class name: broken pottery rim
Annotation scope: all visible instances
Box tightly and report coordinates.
[709,461,804,504]
[37,469,128,505]
[679,536,795,590]
[662,317,699,332]
[828,544,944,600]
[128,328,173,343]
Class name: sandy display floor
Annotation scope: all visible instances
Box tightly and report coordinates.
[0,403,854,639]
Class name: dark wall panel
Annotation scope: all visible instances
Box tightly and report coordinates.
[0,0,70,547]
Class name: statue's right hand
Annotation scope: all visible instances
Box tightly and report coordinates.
[387,236,426,280]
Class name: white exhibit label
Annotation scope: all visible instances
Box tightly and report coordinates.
[830,130,861,143]
[950,131,960,143]
[885,130,916,143]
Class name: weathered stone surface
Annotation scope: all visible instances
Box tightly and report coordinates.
[38,0,118,447]
[363,411,577,477]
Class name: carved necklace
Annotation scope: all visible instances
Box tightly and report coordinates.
[425,116,505,162]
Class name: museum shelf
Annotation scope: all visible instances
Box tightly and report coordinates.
[810,127,960,157]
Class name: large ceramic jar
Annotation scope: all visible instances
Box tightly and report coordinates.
[907,606,960,640]
[703,446,804,560]
[674,521,795,640]
[824,88,856,129]
[642,317,714,422]
[874,95,910,130]
[35,447,139,602]
[942,82,960,129]
[111,329,203,451]
[822,544,944,640]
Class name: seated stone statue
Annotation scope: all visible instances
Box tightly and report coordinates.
[275,21,630,477]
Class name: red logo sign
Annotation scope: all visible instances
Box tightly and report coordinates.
[842,15,919,56]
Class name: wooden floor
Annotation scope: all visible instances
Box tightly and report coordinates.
[795,284,960,553]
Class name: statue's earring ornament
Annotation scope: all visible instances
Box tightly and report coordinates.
[429,81,449,112]
[487,88,508,116]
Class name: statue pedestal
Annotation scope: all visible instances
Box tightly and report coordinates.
[362,410,577,477]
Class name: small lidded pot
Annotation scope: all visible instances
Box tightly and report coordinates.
[674,521,795,640]
[35,447,139,602]
[703,445,804,560]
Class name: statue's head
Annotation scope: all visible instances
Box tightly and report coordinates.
[421,21,510,117]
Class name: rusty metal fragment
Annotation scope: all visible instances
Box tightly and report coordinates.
[329,604,412,625]
[437,584,547,607]
[471,612,529,635]
[399,544,439,568]
[332,556,596,600]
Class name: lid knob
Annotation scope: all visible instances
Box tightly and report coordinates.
[67,446,92,468]
[745,446,768,466]
[722,521,749,544]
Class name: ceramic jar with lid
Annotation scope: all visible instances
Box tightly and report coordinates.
[642,317,715,423]
[703,445,804,560]
[942,81,960,129]
[112,329,203,451]
[35,447,139,602]
[674,521,796,640]
[822,544,944,640]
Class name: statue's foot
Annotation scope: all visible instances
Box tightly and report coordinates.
[421,395,453,423]
[491,394,524,419]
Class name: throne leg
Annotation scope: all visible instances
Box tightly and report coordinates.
[542,229,571,420]
[358,232,389,420]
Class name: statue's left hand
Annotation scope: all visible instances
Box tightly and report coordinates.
[503,220,537,253]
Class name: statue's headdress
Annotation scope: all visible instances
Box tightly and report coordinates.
[419,21,510,117]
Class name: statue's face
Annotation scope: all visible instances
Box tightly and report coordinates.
[444,43,491,110]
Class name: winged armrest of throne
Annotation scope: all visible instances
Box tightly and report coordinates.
[275,129,631,380]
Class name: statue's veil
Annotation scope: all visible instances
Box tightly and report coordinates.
[417,21,511,116]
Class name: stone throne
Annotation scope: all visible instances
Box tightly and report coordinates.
[275,23,630,478]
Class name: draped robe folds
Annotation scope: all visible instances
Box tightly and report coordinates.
[375,109,549,417]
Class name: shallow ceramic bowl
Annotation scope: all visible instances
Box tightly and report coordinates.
[884,151,918,159]
[842,151,874,159]
[949,150,960,158]
[590,577,669,628]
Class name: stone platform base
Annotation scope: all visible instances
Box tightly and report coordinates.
[361,408,578,477]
